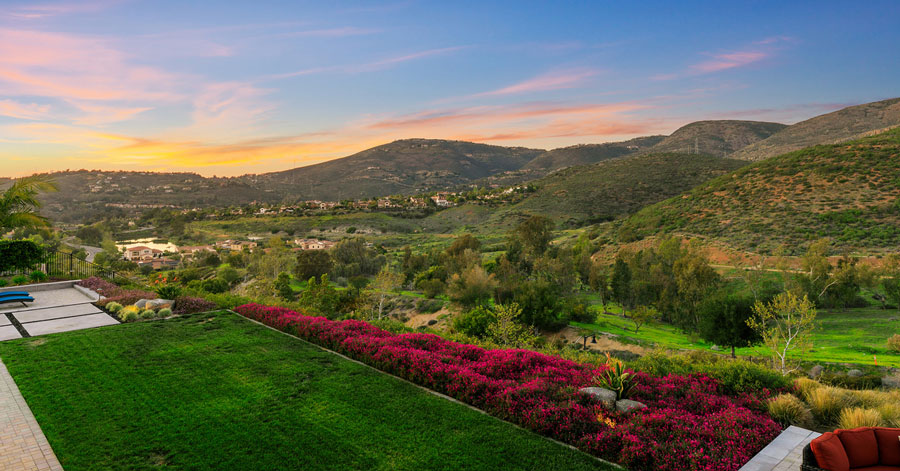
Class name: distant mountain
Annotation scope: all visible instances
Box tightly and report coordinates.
[620,128,900,252]
[522,136,665,172]
[730,98,900,161]
[33,171,276,223]
[642,120,786,157]
[247,139,544,201]
[480,153,748,228]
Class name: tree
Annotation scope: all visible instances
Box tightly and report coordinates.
[588,262,610,313]
[332,237,385,277]
[295,250,333,280]
[485,303,537,348]
[274,272,294,300]
[747,291,817,375]
[610,256,632,309]
[699,293,760,358]
[795,239,838,304]
[0,176,57,231]
[348,276,370,296]
[447,265,497,308]
[218,265,241,285]
[297,274,340,318]
[673,251,720,331]
[512,278,563,329]
[369,267,404,319]
[630,305,658,333]
[882,255,900,312]
[511,215,554,258]
[453,306,494,338]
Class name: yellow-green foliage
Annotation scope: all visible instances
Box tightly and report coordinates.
[794,377,821,399]
[888,334,900,353]
[767,393,813,428]
[157,308,172,318]
[838,407,884,429]
[877,402,900,428]
[119,305,140,322]
[139,309,156,319]
[105,302,123,313]
[806,386,852,426]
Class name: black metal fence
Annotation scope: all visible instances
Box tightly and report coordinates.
[1,250,119,281]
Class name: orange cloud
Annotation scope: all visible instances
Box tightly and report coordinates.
[691,51,768,73]
[0,100,52,120]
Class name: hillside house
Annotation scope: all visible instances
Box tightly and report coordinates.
[293,238,336,250]
[178,245,215,256]
[215,240,258,252]
[124,246,164,261]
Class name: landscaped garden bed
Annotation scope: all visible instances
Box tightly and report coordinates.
[235,303,783,471]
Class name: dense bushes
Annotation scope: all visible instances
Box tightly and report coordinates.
[172,296,218,314]
[0,240,44,273]
[234,303,780,471]
[629,351,790,395]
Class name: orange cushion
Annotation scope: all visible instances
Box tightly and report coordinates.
[837,427,879,468]
[875,428,900,466]
[812,432,850,471]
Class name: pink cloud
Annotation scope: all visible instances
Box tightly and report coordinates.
[473,68,599,97]
[265,46,466,80]
[691,51,768,73]
[0,100,51,120]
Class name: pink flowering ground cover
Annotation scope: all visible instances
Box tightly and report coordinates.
[234,303,781,471]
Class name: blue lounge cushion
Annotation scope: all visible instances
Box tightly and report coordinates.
[0,291,30,298]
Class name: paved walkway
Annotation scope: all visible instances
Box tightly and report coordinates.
[739,425,821,471]
[0,359,63,470]
[0,284,117,341]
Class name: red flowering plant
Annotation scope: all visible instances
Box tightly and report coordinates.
[233,303,780,471]
[149,273,181,300]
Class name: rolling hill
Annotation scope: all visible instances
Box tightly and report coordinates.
[641,120,786,157]
[621,128,900,252]
[247,139,544,200]
[473,153,749,229]
[729,97,900,161]
[522,136,665,172]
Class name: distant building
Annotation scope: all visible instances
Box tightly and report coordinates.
[215,240,258,252]
[293,238,335,250]
[178,245,215,256]
[124,246,164,261]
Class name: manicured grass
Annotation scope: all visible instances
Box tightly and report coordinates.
[574,303,900,368]
[0,312,614,471]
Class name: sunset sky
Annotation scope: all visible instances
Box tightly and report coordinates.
[1,0,898,177]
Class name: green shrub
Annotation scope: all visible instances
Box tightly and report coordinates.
[105,302,123,313]
[139,309,157,319]
[11,275,28,285]
[820,372,882,390]
[28,270,48,282]
[452,306,495,338]
[888,334,900,353]
[155,285,181,300]
[119,305,141,322]
[767,394,813,428]
[0,279,7,287]
[0,240,44,273]
[629,351,789,395]
[201,278,229,294]
[415,298,444,314]
[157,308,172,317]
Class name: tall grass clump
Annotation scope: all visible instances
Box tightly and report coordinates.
[794,377,821,398]
[767,393,813,428]
[838,407,884,429]
[806,386,851,426]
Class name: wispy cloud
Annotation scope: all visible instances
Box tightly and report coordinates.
[472,68,599,97]
[653,37,792,80]
[265,46,466,80]
[278,26,380,38]
[5,0,123,19]
[0,100,52,120]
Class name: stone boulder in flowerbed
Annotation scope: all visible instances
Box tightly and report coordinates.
[234,303,781,471]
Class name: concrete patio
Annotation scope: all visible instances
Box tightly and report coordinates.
[0,281,118,341]
[739,425,821,471]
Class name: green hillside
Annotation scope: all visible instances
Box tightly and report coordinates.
[522,135,665,172]
[643,120,786,157]
[730,97,900,161]
[622,128,900,252]
[483,153,748,228]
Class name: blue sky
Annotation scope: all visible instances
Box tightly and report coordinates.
[0,0,898,176]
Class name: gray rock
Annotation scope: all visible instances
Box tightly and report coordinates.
[889,317,898,322]
[710,345,722,351]
[579,387,617,409]
[615,399,647,414]
[808,365,824,379]
[135,298,173,310]
[427,319,438,326]
[847,369,863,377]
[882,374,900,389]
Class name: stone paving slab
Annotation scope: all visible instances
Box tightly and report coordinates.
[24,313,118,337]
[0,315,11,326]
[0,288,95,314]
[0,359,64,471]
[739,425,821,471]
[16,304,102,324]
[0,325,22,341]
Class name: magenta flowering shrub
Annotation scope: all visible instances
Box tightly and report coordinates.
[77,277,156,307]
[234,303,780,471]
[173,296,218,314]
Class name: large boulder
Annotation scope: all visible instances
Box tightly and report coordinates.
[616,399,647,414]
[808,365,824,379]
[847,369,863,377]
[579,387,617,410]
[135,298,174,310]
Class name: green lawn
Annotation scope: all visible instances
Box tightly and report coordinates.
[0,311,614,471]
[574,303,900,368]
